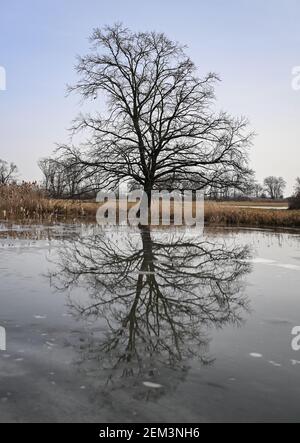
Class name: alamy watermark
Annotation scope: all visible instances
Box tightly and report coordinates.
[0,66,6,91]
[0,326,6,351]
[291,66,300,91]
[96,189,204,230]
[291,326,300,351]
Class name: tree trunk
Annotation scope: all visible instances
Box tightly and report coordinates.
[144,184,152,210]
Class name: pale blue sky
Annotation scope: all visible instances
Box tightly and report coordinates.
[0,0,299,194]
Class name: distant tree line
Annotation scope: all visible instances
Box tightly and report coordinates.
[38,155,289,201]
[1,155,299,208]
[204,175,287,201]
[38,156,101,199]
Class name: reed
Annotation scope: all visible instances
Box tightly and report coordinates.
[204,202,300,228]
[0,184,95,221]
[1,184,300,228]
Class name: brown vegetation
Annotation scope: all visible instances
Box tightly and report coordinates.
[1,184,300,228]
[0,183,95,221]
[204,202,300,228]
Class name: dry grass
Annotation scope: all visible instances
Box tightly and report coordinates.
[204,201,300,228]
[216,200,288,208]
[0,184,97,221]
[1,184,300,229]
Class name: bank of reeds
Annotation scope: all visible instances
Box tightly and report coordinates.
[1,184,300,228]
[0,184,95,221]
[205,202,300,228]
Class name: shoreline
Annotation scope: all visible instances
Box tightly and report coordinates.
[1,194,300,229]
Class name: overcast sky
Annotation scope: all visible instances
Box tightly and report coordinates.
[0,0,299,194]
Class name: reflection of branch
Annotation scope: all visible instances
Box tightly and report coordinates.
[50,226,251,384]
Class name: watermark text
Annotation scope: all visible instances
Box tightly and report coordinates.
[291,326,300,351]
[291,66,300,91]
[0,326,6,351]
[96,189,204,229]
[0,66,6,91]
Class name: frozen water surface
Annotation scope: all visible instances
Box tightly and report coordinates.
[0,223,300,423]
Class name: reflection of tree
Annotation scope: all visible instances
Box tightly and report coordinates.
[50,227,251,386]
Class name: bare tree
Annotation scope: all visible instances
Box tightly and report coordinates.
[39,156,101,198]
[0,159,18,184]
[253,182,264,199]
[294,177,300,196]
[59,24,253,205]
[263,176,286,200]
[39,157,66,198]
[243,178,264,199]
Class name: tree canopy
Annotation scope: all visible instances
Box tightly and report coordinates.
[58,24,253,200]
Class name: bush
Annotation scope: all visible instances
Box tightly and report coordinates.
[289,194,300,210]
